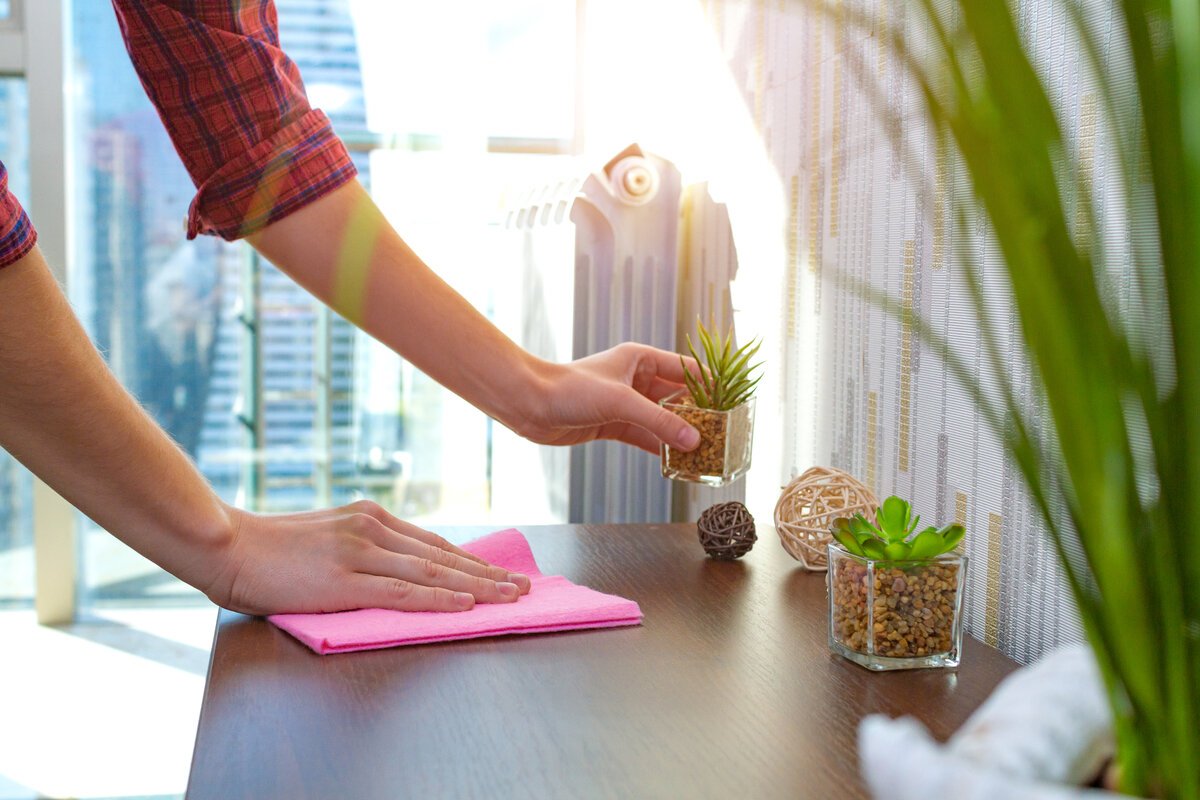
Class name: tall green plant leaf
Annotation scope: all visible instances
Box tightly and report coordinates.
[797,0,1200,794]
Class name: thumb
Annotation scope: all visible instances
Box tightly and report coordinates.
[618,389,701,451]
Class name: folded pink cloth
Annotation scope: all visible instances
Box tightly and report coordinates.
[269,528,643,654]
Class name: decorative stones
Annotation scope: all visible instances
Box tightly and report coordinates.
[827,546,967,671]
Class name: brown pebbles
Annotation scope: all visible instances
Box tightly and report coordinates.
[662,394,754,481]
[831,558,960,659]
[665,398,729,476]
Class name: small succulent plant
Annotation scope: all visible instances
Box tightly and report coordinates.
[681,319,763,411]
[831,496,964,563]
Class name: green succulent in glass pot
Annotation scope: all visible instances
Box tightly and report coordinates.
[660,320,763,487]
[827,496,968,671]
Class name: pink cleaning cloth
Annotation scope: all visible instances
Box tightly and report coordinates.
[269,528,642,655]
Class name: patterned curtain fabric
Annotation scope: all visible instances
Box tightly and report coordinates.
[698,0,1143,664]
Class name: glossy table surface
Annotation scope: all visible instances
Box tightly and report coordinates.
[187,523,1017,799]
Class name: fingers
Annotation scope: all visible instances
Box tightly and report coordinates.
[614,387,700,451]
[601,422,663,455]
[342,510,530,594]
[340,515,524,606]
[355,574,478,612]
[344,500,531,593]
[630,343,701,384]
[360,549,523,605]
[403,528,531,595]
[367,519,531,595]
[347,500,489,566]
[645,376,687,403]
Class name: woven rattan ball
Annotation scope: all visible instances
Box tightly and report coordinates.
[697,502,756,560]
[774,466,878,571]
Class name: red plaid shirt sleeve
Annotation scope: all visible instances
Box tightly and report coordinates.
[0,160,37,269]
[111,0,358,241]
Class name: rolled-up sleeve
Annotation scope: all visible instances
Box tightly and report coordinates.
[0,160,37,269]
[111,0,358,241]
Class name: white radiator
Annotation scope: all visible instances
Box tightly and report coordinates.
[491,145,744,524]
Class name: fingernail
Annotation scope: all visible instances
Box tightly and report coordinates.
[507,572,529,588]
[678,426,700,449]
[454,592,475,609]
[497,582,520,599]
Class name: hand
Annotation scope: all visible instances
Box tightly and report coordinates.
[203,500,531,616]
[517,343,703,455]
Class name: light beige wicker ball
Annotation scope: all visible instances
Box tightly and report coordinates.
[774,466,879,571]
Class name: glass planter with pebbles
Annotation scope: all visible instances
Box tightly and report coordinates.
[660,321,762,487]
[827,496,967,671]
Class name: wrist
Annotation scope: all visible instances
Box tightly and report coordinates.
[495,353,559,438]
[193,502,246,608]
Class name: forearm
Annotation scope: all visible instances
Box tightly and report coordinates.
[248,181,549,433]
[0,249,232,593]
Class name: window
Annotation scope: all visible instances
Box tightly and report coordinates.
[345,1,579,525]
[0,453,32,608]
[484,0,576,143]
[0,76,33,609]
[66,0,580,609]
[70,4,239,605]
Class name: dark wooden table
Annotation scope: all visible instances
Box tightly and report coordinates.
[187,524,1017,799]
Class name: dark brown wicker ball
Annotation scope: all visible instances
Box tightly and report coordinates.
[697,502,756,560]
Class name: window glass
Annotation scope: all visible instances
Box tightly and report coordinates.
[0,76,33,608]
[0,77,26,199]
[254,0,373,515]
[484,0,576,141]
[352,1,575,145]
[67,0,578,609]
[348,0,578,525]
[71,4,239,605]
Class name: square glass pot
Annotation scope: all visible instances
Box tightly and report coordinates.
[659,392,755,487]
[827,544,967,671]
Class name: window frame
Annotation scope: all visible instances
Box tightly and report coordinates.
[0,1,24,75]
[4,0,78,623]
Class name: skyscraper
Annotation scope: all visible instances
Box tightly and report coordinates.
[72,3,232,470]
[67,1,386,515]
[63,3,243,600]
[247,0,389,511]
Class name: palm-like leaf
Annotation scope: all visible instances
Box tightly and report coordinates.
[803,0,1200,794]
[680,319,764,410]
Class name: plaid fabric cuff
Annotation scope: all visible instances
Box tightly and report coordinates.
[187,109,358,241]
[0,163,37,269]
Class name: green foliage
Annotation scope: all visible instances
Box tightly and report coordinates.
[680,319,763,410]
[804,0,1200,794]
[830,496,964,565]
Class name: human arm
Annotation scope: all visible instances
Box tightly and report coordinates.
[111,0,702,453]
[247,181,703,453]
[0,247,528,614]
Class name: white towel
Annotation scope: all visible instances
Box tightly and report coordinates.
[859,643,1126,799]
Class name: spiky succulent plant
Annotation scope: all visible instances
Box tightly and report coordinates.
[681,320,763,411]
[831,496,964,563]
